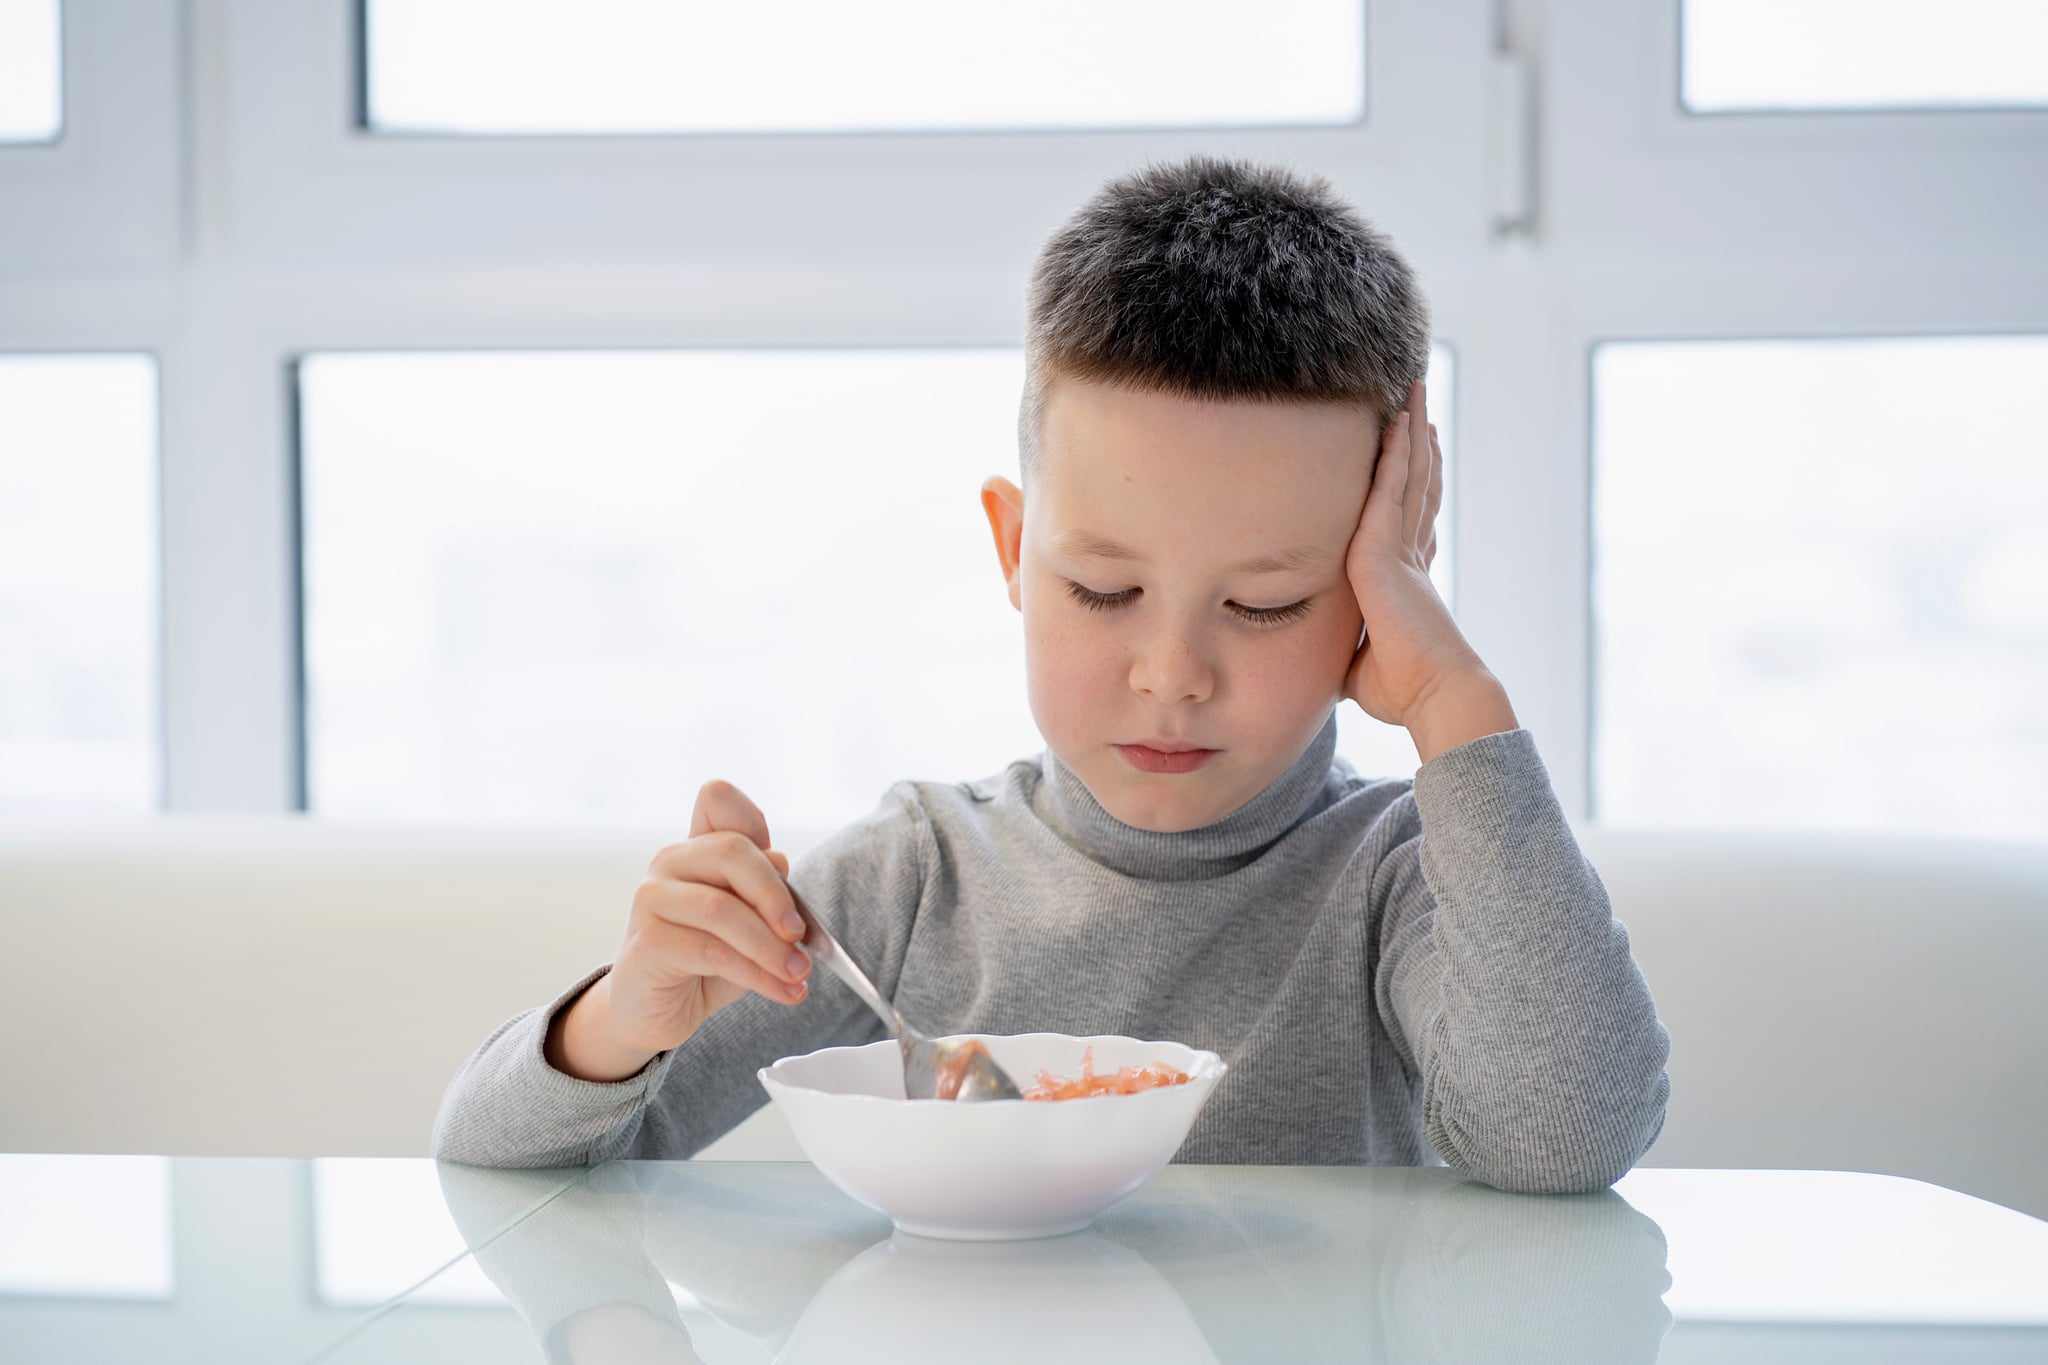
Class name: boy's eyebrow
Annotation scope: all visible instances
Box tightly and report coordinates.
[1053,530,1333,575]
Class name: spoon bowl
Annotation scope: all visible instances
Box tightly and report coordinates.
[784,878,1023,1102]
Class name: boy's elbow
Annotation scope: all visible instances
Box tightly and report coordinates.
[1433,1071,1671,1196]
[428,1101,481,1165]
[1486,1147,1643,1196]
[429,1121,583,1170]
[428,1115,472,1165]
[427,1086,541,1168]
[1445,1136,1643,1196]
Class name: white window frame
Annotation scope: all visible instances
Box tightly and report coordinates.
[0,0,180,267]
[2,0,2042,825]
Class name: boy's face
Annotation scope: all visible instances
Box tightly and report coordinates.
[983,379,1378,833]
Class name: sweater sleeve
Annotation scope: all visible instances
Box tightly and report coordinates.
[1370,728,1671,1194]
[430,783,934,1168]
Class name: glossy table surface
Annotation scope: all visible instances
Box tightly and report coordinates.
[2,1156,2045,1363]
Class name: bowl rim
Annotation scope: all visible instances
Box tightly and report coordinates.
[757,1031,1228,1110]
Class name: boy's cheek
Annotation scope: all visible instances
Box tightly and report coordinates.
[1297,600,1366,686]
[1324,589,1367,651]
[1016,602,1088,694]
[1238,629,1352,710]
[1021,613,1118,710]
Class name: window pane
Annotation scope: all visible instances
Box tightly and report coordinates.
[1592,336,2048,843]
[0,0,61,142]
[1683,0,2048,112]
[1334,344,1455,782]
[363,0,1365,136]
[0,354,158,814]
[300,350,1042,829]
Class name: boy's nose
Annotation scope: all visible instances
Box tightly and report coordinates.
[1129,631,1214,705]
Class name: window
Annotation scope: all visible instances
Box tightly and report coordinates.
[11,3,2038,842]
[0,354,158,814]
[1591,335,2048,842]
[298,349,1040,827]
[361,0,1366,136]
[0,0,60,143]
[1682,0,2048,113]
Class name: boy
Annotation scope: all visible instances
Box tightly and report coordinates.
[432,155,1670,1193]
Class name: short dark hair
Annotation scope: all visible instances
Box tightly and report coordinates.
[1018,154,1429,479]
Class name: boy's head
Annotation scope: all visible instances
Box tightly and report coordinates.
[982,155,1430,833]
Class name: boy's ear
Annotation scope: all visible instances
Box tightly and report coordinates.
[979,475,1025,613]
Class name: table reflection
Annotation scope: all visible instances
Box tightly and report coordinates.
[435,1161,1673,1364]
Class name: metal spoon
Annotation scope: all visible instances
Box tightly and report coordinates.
[782,877,1023,1102]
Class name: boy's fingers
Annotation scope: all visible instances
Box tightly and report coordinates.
[635,879,811,984]
[1419,423,1444,542]
[1363,410,1412,539]
[648,831,805,942]
[645,918,808,1005]
[1404,386,1432,543]
[687,779,772,849]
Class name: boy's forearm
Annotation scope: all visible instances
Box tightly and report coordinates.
[1393,727,1671,1192]
[1408,669,1520,764]
[545,975,664,1083]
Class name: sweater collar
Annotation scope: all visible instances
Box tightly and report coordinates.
[1034,710,1341,880]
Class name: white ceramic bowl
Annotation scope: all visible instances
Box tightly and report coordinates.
[758,1032,1226,1241]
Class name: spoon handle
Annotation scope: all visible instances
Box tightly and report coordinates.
[782,878,905,1039]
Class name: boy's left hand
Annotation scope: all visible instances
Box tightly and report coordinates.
[1343,379,1517,759]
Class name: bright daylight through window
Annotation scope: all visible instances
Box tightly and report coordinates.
[0,0,62,142]
[1682,0,2048,112]
[1592,336,2048,843]
[362,0,1364,135]
[0,355,157,815]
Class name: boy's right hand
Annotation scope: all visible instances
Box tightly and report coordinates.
[546,780,812,1082]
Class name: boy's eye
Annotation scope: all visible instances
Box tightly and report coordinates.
[1232,598,1315,626]
[1060,579,1313,626]
[1063,580,1140,613]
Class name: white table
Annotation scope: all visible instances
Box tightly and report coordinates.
[2,1156,2044,1361]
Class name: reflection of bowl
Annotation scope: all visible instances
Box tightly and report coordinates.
[758,1033,1225,1241]
[782,1228,1220,1365]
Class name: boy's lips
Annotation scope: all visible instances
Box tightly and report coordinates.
[1116,742,1219,774]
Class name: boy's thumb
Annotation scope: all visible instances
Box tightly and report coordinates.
[767,850,791,878]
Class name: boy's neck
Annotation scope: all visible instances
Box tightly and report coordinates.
[1034,712,1341,880]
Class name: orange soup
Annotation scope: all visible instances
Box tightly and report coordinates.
[1023,1046,1193,1101]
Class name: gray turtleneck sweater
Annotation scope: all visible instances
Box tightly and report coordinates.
[432,715,1671,1193]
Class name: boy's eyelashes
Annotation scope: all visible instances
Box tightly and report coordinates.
[1059,578,1315,626]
